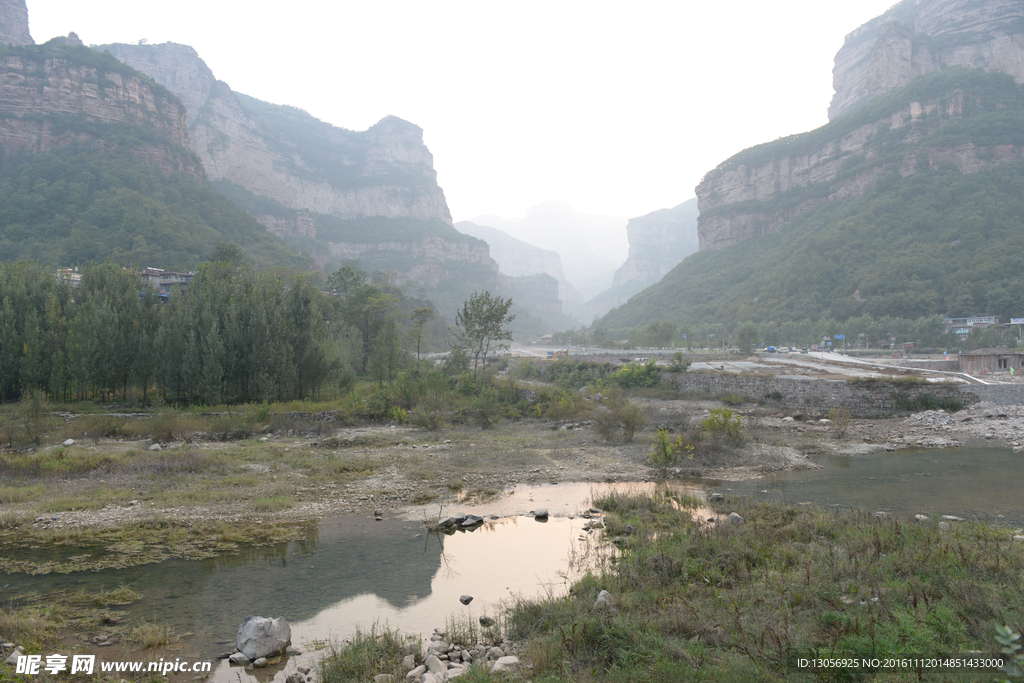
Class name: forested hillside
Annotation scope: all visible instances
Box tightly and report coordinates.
[0,41,310,271]
[0,144,309,270]
[601,70,1024,330]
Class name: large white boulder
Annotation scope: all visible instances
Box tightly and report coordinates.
[236,616,291,660]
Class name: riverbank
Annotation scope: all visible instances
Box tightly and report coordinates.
[318,489,1024,682]
[2,396,1022,544]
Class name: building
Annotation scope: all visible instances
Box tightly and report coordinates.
[958,348,1024,374]
[943,315,998,336]
[140,267,193,298]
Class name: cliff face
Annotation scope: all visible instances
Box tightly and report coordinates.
[612,199,699,287]
[0,42,197,176]
[0,0,31,46]
[97,43,453,229]
[695,87,1018,250]
[830,0,1024,120]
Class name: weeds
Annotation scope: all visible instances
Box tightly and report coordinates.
[316,624,409,683]
[127,620,178,648]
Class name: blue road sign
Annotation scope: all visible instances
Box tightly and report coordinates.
[834,334,845,340]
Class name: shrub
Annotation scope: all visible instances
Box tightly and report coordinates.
[667,351,692,373]
[608,360,661,389]
[996,624,1023,680]
[701,407,742,443]
[594,396,647,442]
[826,405,852,438]
[647,429,694,473]
[472,384,501,429]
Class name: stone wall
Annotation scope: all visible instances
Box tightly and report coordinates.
[960,384,1024,406]
[664,372,976,417]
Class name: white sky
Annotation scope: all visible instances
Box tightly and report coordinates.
[26,0,896,223]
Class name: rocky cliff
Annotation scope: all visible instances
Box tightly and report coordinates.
[0,0,31,46]
[829,0,1024,120]
[695,1,1024,253]
[611,199,699,288]
[97,43,453,229]
[0,40,197,176]
[696,69,1024,251]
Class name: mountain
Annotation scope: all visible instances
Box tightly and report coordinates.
[96,42,501,317]
[471,200,628,300]
[455,221,566,281]
[829,0,1024,120]
[570,199,699,322]
[0,0,31,46]
[0,38,306,270]
[601,0,1024,331]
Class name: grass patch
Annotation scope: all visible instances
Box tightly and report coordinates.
[496,496,1024,681]
[247,494,297,513]
[410,492,440,505]
[316,624,411,683]
[127,619,178,649]
[87,584,141,606]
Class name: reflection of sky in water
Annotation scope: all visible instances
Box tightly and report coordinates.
[714,446,1024,526]
[7,458,1018,683]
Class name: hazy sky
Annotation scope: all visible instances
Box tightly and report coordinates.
[26,0,896,222]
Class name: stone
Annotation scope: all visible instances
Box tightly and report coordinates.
[420,674,437,683]
[479,616,495,627]
[1013,535,1024,543]
[286,675,304,683]
[424,654,446,675]
[229,653,250,666]
[491,656,521,673]
[873,511,888,520]
[406,664,426,681]
[782,416,795,422]
[401,654,416,672]
[452,512,467,523]
[914,514,929,522]
[236,616,291,660]
[285,646,303,656]
[459,595,473,605]
[818,418,831,425]
[148,443,161,451]
[374,508,384,518]
[426,641,448,654]
[534,508,549,519]
[252,657,268,668]
[941,515,964,521]
[709,493,724,502]
[62,438,75,446]
[486,646,505,660]
[594,589,613,609]
[624,524,637,535]
[939,521,950,531]
[728,512,744,525]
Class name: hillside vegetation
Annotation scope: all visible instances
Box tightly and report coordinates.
[603,70,1024,330]
[0,144,308,270]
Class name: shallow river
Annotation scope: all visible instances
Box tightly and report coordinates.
[2,448,1022,681]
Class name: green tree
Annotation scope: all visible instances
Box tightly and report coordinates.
[454,291,515,378]
[408,307,435,374]
[736,322,759,354]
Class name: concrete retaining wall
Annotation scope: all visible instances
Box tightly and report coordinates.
[664,372,976,417]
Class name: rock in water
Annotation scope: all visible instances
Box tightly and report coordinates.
[236,616,291,660]
[459,595,473,605]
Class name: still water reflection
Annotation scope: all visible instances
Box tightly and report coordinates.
[715,446,1024,527]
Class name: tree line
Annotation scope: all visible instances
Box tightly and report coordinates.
[0,258,461,405]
